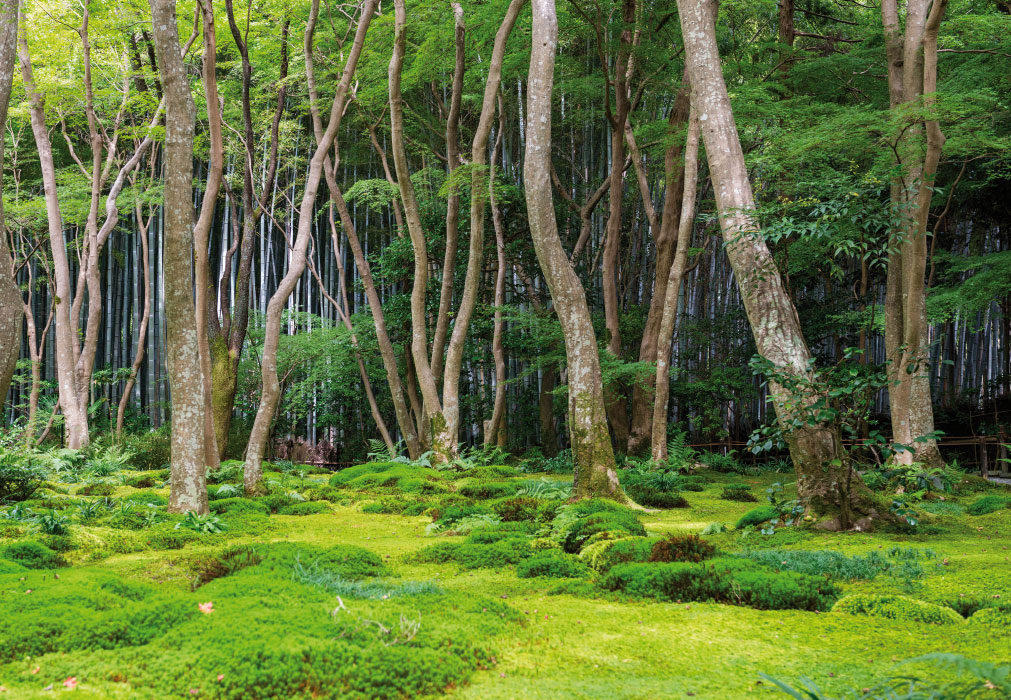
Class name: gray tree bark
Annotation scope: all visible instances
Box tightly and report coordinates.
[0,0,20,409]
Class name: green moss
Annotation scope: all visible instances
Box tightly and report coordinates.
[0,540,68,569]
[968,606,1011,630]
[517,551,591,579]
[579,537,656,572]
[832,594,965,626]
[735,505,778,528]
[966,494,1009,515]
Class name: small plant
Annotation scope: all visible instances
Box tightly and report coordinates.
[0,451,46,504]
[88,445,135,477]
[35,510,71,535]
[889,499,919,528]
[365,438,403,463]
[648,533,716,563]
[761,482,805,535]
[515,477,572,500]
[540,448,574,474]
[175,511,226,534]
[720,485,757,502]
[665,429,699,470]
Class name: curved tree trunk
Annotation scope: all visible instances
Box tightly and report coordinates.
[527,0,622,500]
[149,0,208,514]
[676,0,879,528]
[243,0,377,493]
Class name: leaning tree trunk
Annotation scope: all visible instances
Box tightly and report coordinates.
[18,16,90,448]
[243,0,377,493]
[389,0,453,461]
[526,0,623,501]
[0,0,20,408]
[676,0,880,529]
[149,0,208,514]
[651,103,699,463]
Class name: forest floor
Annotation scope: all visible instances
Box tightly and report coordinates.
[1,459,1010,699]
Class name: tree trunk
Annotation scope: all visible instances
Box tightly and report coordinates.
[676,0,879,528]
[389,0,452,461]
[651,103,699,463]
[244,0,377,492]
[0,0,19,408]
[149,0,208,514]
[486,95,510,447]
[18,18,90,448]
[527,0,622,500]
[116,200,153,437]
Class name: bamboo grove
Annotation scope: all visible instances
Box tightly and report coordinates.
[0,0,1008,525]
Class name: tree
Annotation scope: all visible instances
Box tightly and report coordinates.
[676,0,880,528]
[149,0,209,514]
[526,0,622,500]
[0,0,20,408]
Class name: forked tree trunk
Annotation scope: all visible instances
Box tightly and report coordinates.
[244,0,377,492]
[389,0,453,461]
[676,0,880,528]
[149,0,209,514]
[651,103,699,463]
[18,17,90,448]
[0,0,20,408]
[442,0,526,452]
[527,0,622,500]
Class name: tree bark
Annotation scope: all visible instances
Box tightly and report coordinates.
[651,103,699,463]
[676,0,879,528]
[18,16,90,448]
[244,0,377,492]
[486,94,509,447]
[116,199,153,437]
[389,0,453,461]
[149,0,209,514]
[0,0,19,408]
[527,0,622,500]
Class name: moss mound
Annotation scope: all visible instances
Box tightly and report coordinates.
[832,594,965,626]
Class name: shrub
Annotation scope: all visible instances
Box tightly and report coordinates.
[126,428,172,471]
[579,537,654,572]
[625,486,689,509]
[77,482,116,497]
[0,541,68,569]
[735,505,778,529]
[562,510,647,553]
[0,455,46,504]
[649,533,716,563]
[702,451,748,474]
[489,496,557,523]
[966,494,1009,516]
[968,606,1011,629]
[832,594,965,625]
[412,539,530,569]
[278,501,331,516]
[720,486,757,502]
[207,463,243,484]
[210,497,270,516]
[517,551,590,579]
[457,480,519,500]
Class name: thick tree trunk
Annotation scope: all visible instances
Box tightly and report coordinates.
[527,0,622,500]
[651,104,699,463]
[0,0,19,408]
[389,0,453,461]
[149,0,208,514]
[244,0,377,492]
[443,0,525,451]
[677,0,879,528]
[18,19,90,448]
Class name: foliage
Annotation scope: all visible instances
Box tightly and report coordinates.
[579,537,655,573]
[965,494,1009,516]
[34,509,71,535]
[516,551,591,579]
[648,533,716,564]
[832,595,965,626]
[514,477,572,500]
[0,450,46,503]
[175,512,226,534]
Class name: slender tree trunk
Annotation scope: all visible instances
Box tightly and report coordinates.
[486,96,509,447]
[0,0,19,408]
[244,0,377,492]
[677,0,879,528]
[527,0,622,500]
[149,0,208,514]
[389,0,452,461]
[651,104,699,463]
[18,18,90,448]
[442,0,526,452]
[116,201,153,437]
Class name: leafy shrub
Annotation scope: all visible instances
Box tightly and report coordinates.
[457,480,519,500]
[412,539,530,569]
[0,541,68,569]
[625,485,689,509]
[210,497,270,516]
[516,551,590,579]
[562,509,647,553]
[735,505,778,529]
[77,482,116,497]
[207,462,243,484]
[966,494,1009,516]
[539,448,574,474]
[602,558,838,611]
[126,428,172,471]
[832,594,965,625]
[720,486,757,502]
[579,537,654,572]
[0,454,46,503]
[702,451,748,474]
[278,501,331,516]
[649,533,716,563]
[968,606,1011,629]
[35,509,71,535]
